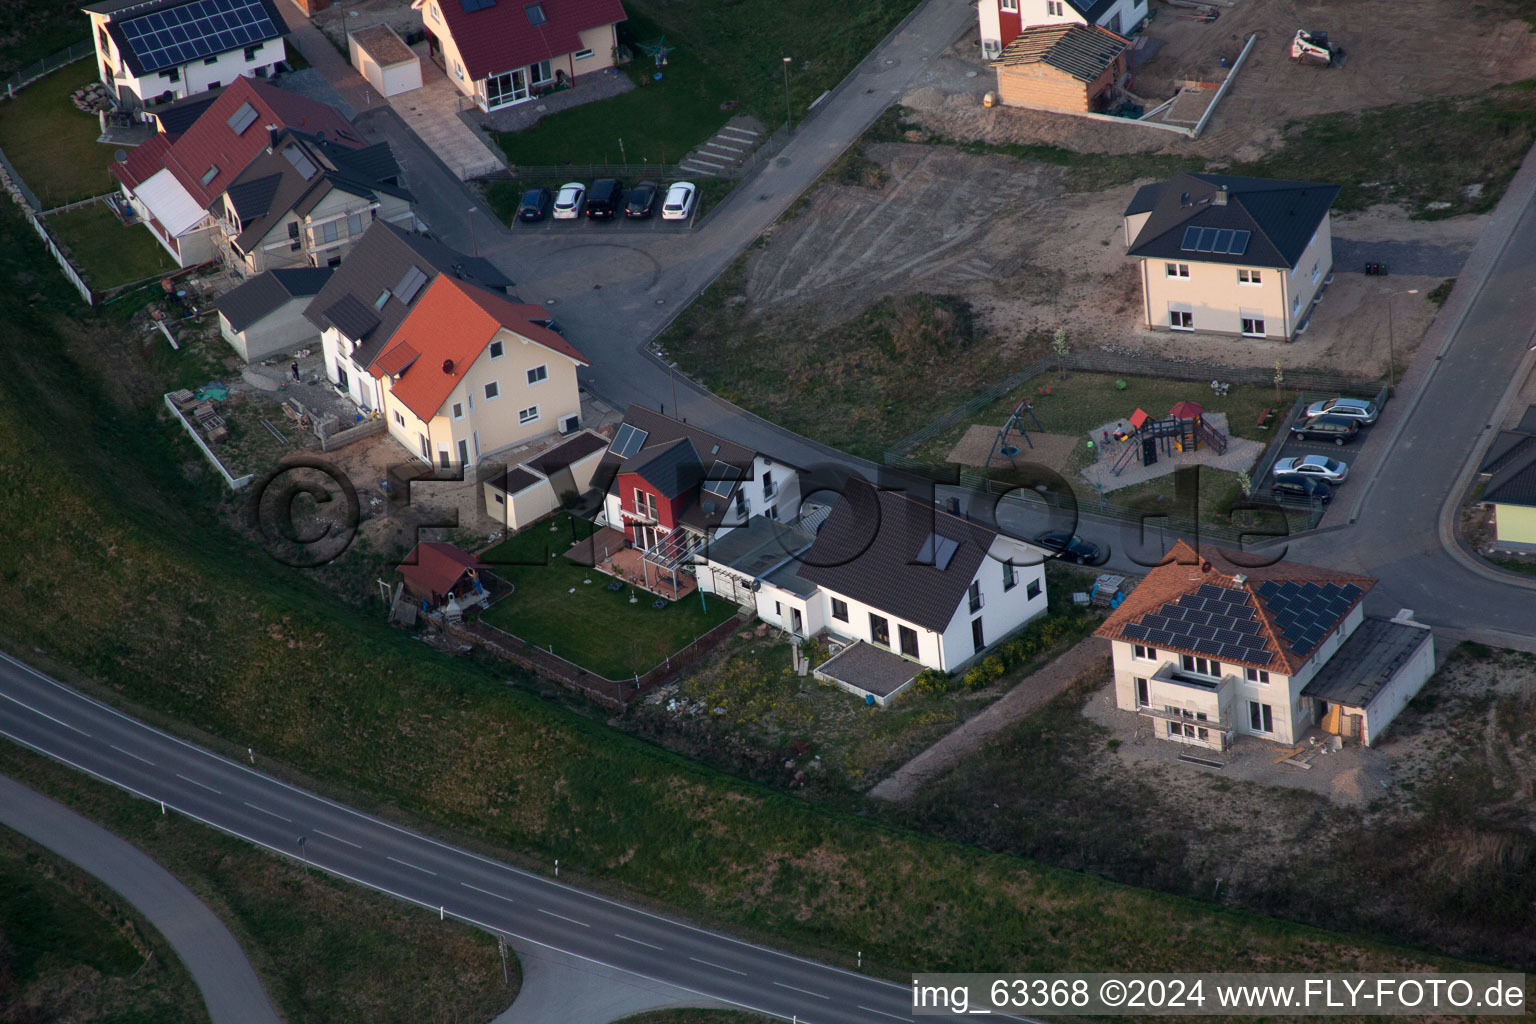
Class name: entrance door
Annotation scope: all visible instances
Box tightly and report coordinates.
[791,608,803,636]
[971,617,985,653]
[457,439,469,467]
[438,447,452,470]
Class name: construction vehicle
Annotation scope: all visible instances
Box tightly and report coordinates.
[1290,29,1344,67]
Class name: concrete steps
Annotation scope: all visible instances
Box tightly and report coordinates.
[677,116,765,178]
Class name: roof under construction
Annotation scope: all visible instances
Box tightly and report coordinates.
[992,23,1129,83]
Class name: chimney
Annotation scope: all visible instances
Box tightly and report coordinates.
[1232,573,1247,585]
[1212,185,1228,206]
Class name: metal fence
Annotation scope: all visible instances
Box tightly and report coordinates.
[4,40,95,98]
[478,163,694,182]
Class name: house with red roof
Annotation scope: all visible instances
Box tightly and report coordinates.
[110,76,362,267]
[414,0,626,111]
[368,275,589,468]
[397,541,490,615]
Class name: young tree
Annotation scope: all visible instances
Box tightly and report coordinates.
[1052,327,1070,381]
[1273,360,1284,402]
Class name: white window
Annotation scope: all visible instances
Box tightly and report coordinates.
[489,341,504,359]
[453,61,464,81]
[1165,262,1189,278]
[1000,0,1019,9]
[1180,654,1221,678]
[1027,578,1041,599]
[1240,315,1265,337]
[394,411,405,427]
[634,488,658,518]
[1166,707,1211,741]
[1248,700,1274,733]
[1045,0,1063,13]
[452,402,464,420]
[529,60,552,86]
[317,220,339,244]
[1245,667,1270,684]
[484,381,500,400]
[1293,293,1303,314]
[1237,269,1261,284]
[1134,677,1149,706]
[1311,262,1321,283]
[429,2,440,20]
[526,364,548,385]
[573,48,594,61]
[518,405,539,425]
[1170,309,1193,331]
[1133,644,1157,661]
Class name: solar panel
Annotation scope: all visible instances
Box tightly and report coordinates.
[1188,623,1217,641]
[1212,229,1234,253]
[1227,230,1251,254]
[702,460,741,498]
[1142,614,1168,631]
[1184,609,1211,627]
[283,145,318,180]
[120,0,279,73]
[1208,614,1234,632]
[461,0,496,11]
[1121,623,1150,641]
[609,423,648,458]
[1219,643,1250,661]
[1193,638,1223,656]
[227,101,258,134]
[1146,629,1177,646]
[394,265,428,305]
[1234,618,1261,634]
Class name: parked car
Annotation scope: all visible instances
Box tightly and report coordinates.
[1273,454,1349,484]
[584,178,624,219]
[1033,531,1104,565]
[1304,396,1378,425]
[1289,414,1360,445]
[515,187,551,222]
[625,180,659,219]
[552,182,585,220]
[662,181,697,221]
[1270,478,1332,504]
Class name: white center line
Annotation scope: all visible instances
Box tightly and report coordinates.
[774,981,829,1000]
[461,882,516,904]
[614,933,662,951]
[1,693,91,736]
[109,744,154,766]
[312,828,361,849]
[243,801,294,823]
[859,1005,915,1022]
[537,908,589,927]
[689,956,747,977]
[174,772,221,795]
[386,855,437,876]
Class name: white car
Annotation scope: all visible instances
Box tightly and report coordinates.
[552,182,586,220]
[661,181,697,221]
[1273,454,1349,484]
[1304,397,1378,425]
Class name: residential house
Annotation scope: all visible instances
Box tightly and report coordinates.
[979,0,1145,58]
[414,0,626,111]
[213,127,414,275]
[304,220,513,414]
[110,76,361,266]
[483,428,609,531]
[214,264,332,360]
[1095,540,1433,750]
[1123,172,1339,340]
[348,24,423,98]
[397,541,490,615]
[85,0,289,108]
[368,275,589,469]
[1476,405,1536,550]
[991,24,1129,113]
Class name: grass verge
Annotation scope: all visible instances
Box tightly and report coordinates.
[44,201,178,289]
[0,64,120,207]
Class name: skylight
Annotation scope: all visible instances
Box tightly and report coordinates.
[200,164,219,186]
[282,145,318,180]
[915,533,960,570]
[609,423,649,459]
[227,101,258,135]
[702,461,741,498]
[525,2,546,25]
[394,265,429,305]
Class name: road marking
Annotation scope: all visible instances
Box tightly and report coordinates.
[774,981,830,999]
[614,933,662,950]
[312,828,361,849]
[109,744,154,766]
[462,882,516,904]
[0,693,92,737]
[243,801,293,823]
[387,855,437,876]
[537,908,589,927]
[174,772,221,795]
[860,1005,914,1021]
[689,956,747,977]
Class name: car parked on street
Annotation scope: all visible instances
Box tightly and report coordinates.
[552,182,586,220]
[516,187,551,222]
[1273,454,1349,484]
[584,178,624,219]
[662,181,697,221]
[1033,531,1104,565]
[625,180,659,219]
[1270,478,1333,504]
[1289,414,1360,445]
[1303,397,1378,425]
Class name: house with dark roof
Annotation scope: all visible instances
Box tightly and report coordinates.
[1095,540,1433,749]
[415,0,626,112]
[482,428,609,531]
[85,0,290,108]
[212,127,414,275]
[304,220,511,413]
[1123,172,1340,340]
[991,24,1129,113]
[1477,405,1536,550]
[214,264,331,360]
[978,0,1145,59]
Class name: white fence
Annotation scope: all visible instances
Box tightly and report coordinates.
[164,393,254,490]
[27,207,93,305]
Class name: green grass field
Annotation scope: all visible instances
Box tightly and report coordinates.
[45,201,178,290]
[0,65,120,208]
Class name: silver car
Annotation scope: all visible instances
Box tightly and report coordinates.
[1303,397,1378,425]
[1273,454,1349,484]
[552,182,586,220]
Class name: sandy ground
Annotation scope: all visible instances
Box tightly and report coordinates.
[947,425,1080,472]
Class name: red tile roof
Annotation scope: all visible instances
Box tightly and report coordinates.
[397,541,486,596]
[435,0,627,83]
[368,276,589,421]
[111,77,360,206]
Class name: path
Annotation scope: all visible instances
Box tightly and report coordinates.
[867,640,1110,802]
[0,775,283,1024]
[493,941,727,1024]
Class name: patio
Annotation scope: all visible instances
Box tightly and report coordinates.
[563,530,698,602]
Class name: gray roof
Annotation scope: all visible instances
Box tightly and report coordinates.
[215,266,333,332]
[1482,445,1536,508]
[1125,173,1340,270]
[322,293,381,342]
[628,438,703,499]
[1301,617,1432,709]
[1517,404,1536,435]
[797,480,995,634]
[702,515,815,582]
[526,430,608,476]
[302,220,511,364]
[486,467,540,494]
[150,88,222,137]
[815,641,919,698]
[1479,431,1536,476]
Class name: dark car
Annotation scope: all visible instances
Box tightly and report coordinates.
[583,178,625,220]
[625,180,659,219]
[1269,478,1332,504]
[1034,531,1103,565]
[516,187,552,222]
[1289,414,1360,446]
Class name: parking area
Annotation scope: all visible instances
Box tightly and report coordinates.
[1260,395,1385,510]
[510,208,698,235]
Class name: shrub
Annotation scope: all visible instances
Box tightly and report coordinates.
[913,669,952,696]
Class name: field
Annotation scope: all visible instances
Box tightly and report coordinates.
[45,201,178,290]
[0,0,87,78]
[0,64,120,207]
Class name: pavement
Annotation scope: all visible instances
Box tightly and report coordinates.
[0,775,282,1024]
[493,942,728,1024]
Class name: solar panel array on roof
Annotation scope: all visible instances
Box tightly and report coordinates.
[1255,579,1363,658]
[702,460,741,497]
[1180,226,1251,255]
[1118,582,1273,665]
[609,423,648,459]
[226,101,258,135]
[119,0,279,74]
[394,265,428,306]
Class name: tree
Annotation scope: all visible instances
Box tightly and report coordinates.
[1052,327,1070,381]
[1273,360,1284,402]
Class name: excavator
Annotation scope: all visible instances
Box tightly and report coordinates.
[1290,29,1345,67]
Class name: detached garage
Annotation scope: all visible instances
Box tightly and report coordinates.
[992,23,1130,114]
[483,430,609,532]
[349,25,422,98]
[1301,612,1435,747]
[215,267,333,362]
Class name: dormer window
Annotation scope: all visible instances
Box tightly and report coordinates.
[375,289,391,309]
[200,164,219,186]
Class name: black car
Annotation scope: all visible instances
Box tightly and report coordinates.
[1034,531,1103,565]
[1289,414,1360,445]
[625,180,659,219]
[584,178,625,219]
[1269,478,1332,504]
[516,187,552,222]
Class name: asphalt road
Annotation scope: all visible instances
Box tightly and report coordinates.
[0,650,1034,1024]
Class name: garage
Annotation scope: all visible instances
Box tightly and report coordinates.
[1301,612,1435,747]
[348,25,422,99]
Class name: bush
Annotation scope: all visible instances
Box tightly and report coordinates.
[913,669,952,696]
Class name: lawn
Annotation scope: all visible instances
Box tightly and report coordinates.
[479,511,738,678]
[45,200,178,289]
[0,64,121,208]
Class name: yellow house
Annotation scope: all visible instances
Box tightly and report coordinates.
[368,275,589,469]
[1124,173,1339,341]
[1481,441,1536,549]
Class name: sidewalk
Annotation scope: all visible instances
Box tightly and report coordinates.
[278,0,385,115]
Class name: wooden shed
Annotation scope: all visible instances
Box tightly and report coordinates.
[992,24,1130,114]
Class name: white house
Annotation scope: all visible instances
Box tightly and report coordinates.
[85,0,289,108]
[978,0,1146,58]
[213,265,331,361]
[1096,540,1434,750]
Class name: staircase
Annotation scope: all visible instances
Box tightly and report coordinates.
[678,116,765,178]
[1196,419,1229,454]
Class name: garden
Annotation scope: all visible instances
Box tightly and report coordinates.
[0,64,121,208]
